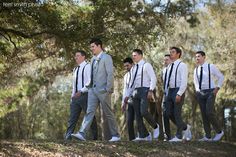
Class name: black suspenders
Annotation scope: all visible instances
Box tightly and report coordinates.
[208,64,211,89]
[141,62,146,87]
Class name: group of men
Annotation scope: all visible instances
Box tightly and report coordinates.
[64,38,225,142]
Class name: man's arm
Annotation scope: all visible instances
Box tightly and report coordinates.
[177,63,188,96]
[211,64,224,95]
[104,54,114,93]
[145,63,157,101]
[176,63,188,103]
[193,68,199,91]
[80,63,91,93]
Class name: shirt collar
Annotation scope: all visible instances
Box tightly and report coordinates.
[137,59,145,66]
[95,51,103,60]
[173,59,181,64]
[200,62,208,67]
[79,61,87,67]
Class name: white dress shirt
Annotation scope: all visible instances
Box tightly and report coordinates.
[162,67,168,81]
[71,61,91,97]
[126,59,157,97]
[95,51,103,61]
[166,59,188,96]
[193,62,224,91]
[122,71,131,104]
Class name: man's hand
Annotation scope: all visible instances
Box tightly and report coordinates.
[213,87,220,96]
[121,97,129,112]
[124,97,129,104]
[175,95,181,104]
[73,91,81,98]
[121,103,127,112]
[147,90,153,101]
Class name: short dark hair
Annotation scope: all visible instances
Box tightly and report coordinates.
[133,49,143,55]
[76,50,87,58]
[123,57,133,64]
[164,54,170,57]
[90,38,102,48]
[170,47,182,58]
[196,51,206,56]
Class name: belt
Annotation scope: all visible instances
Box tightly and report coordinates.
[199,88,215,92]
[169,87,179,89]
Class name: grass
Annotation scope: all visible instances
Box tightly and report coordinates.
[0,140,235,157]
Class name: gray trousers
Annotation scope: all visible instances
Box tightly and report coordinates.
[127,96,141,140]
[164,88,187,139]
[196,89,221,138]
[132,87,157,138]
[79,88,119,138]
[162,95,173,140]
[65,93,97,140]
[127,102,136,140]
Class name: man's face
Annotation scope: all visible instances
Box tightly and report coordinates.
[164,56,171,67]
[124,62,133,72]
[75,52,85,64]
[132,52,142,63]
[170,48,179,60]
[195,53,205,65]
[90,43,101,56]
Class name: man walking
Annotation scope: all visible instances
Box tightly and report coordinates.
[162,54,172,141]
[194,51,224,141]
[72,38,120,142]
[65,50,97,140]
[121,57,140,141]
[165,47,191,142]
[125,49,159,141]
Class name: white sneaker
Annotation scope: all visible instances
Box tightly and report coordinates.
[213,131,224,141]
[198,136,212,142]
[132,137,139,141]
[146,132,152,141]
[133,133,152,141]
[153,124,160,139]
[169,136,182,142]
[109,136,121,142]
[182,124,192,141]
[133,137,141,141]
[71,132,86,141]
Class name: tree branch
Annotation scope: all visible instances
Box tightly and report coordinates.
[6,33,18,50]
[0,26,48,38]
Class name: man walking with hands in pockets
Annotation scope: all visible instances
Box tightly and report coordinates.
[72,38,120,142]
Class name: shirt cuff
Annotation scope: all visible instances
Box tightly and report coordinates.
[177,91,183,96]
[80,87,88,93]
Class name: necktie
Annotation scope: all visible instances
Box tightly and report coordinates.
[163,68,168,90]
[199,66,203,90]
[167,63,174,88]
[130,64,139,88]
[75,66,80,92]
